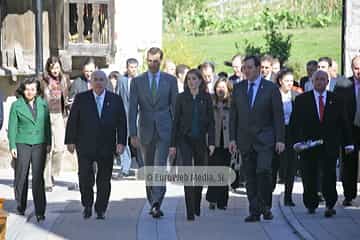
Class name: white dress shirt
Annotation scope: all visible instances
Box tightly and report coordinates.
[280,90,292,125]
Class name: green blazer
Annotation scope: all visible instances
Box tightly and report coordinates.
[8,96,51,150]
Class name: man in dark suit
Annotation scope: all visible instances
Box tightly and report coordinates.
[334,56,360,206]
[65,70,127,220]
[129,47,178,218]
[229,55,285,222]
[292,70,353,217]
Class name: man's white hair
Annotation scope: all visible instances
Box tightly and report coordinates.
[91,70,108,81]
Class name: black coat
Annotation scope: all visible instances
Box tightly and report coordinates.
[171,89,215,147]
[65,90,127,156]
[292,90,352,158]
[334,76,360,144]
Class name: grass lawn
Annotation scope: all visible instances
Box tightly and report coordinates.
[164,25,341,77]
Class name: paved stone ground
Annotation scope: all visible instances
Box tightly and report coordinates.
[280,181,360,240]
[1,169,359,240]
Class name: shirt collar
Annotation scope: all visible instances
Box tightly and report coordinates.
[93,89,106,99]
[313,89,327,98]
[148,71,160,80]
[248,75,262,87]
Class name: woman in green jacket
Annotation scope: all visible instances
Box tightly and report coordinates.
[8,77,51,222]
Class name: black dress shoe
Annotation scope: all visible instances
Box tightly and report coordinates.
[195,209,201,216]
[187,215,195,221]
[244,215,260,222]
[152,208,162,218]
[96,212,105,220]
[83,207,92,219]
[284,199,296,207]
[324,208,336,218]
[262,210,274,220]
[217,205,227,210]
[308,208,316,214]
[342,199,352,207]
[16,207,25,216]
[36,215,45,222]
[209,202,216,210]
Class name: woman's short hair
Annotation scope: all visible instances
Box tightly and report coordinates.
[276,67,294,85]
[108,71,121,80]
[16,76,42,98]
[184,69,207,92]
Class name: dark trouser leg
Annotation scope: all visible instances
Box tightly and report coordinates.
[184,186,195,218]
[284,147,296,201]
[341,146,359,201]
[140,140,156,206]
[321,155,338,209]
[78,154,95,208]
[271,153,279,192]
[206,148,230,207]
[141,134,168,208]
[284,127,296,201]
[30,144,47,216]
[243,151,260,216]
[301,151,319,210]
[256,151,273,211]
[14,144,31,212]
[95,155,113,213]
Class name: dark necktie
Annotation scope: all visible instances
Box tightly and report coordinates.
[319,95,324,123]
[151,74,157,98]
[248,83,255,107]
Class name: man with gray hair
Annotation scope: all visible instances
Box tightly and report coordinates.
[65,70,127,220]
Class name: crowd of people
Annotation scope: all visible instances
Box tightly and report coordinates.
[4,46,360,223]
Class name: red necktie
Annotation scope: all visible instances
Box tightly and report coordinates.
[319,95,324,123]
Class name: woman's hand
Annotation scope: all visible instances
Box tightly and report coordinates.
[209,145,215,156]
[169,147,177,158]
[11,149,17,159]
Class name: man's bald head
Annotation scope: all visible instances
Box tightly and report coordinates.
[91,70,108,95]
[312,70,329,93]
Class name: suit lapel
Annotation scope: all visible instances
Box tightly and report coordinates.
[252,78,264,110]
[323,91,333,123]
[88,91,101,120]
[101,91,111,118]
[309,91,321,124]
[18,97,36,124]
[142,73,153,104]
[154,73,165,105]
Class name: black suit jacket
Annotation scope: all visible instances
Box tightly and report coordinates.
[170,90,215,147]
[230,78,285,153]
[65,90,127,156]
[334,76,360,144]
[292,91,352,158]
